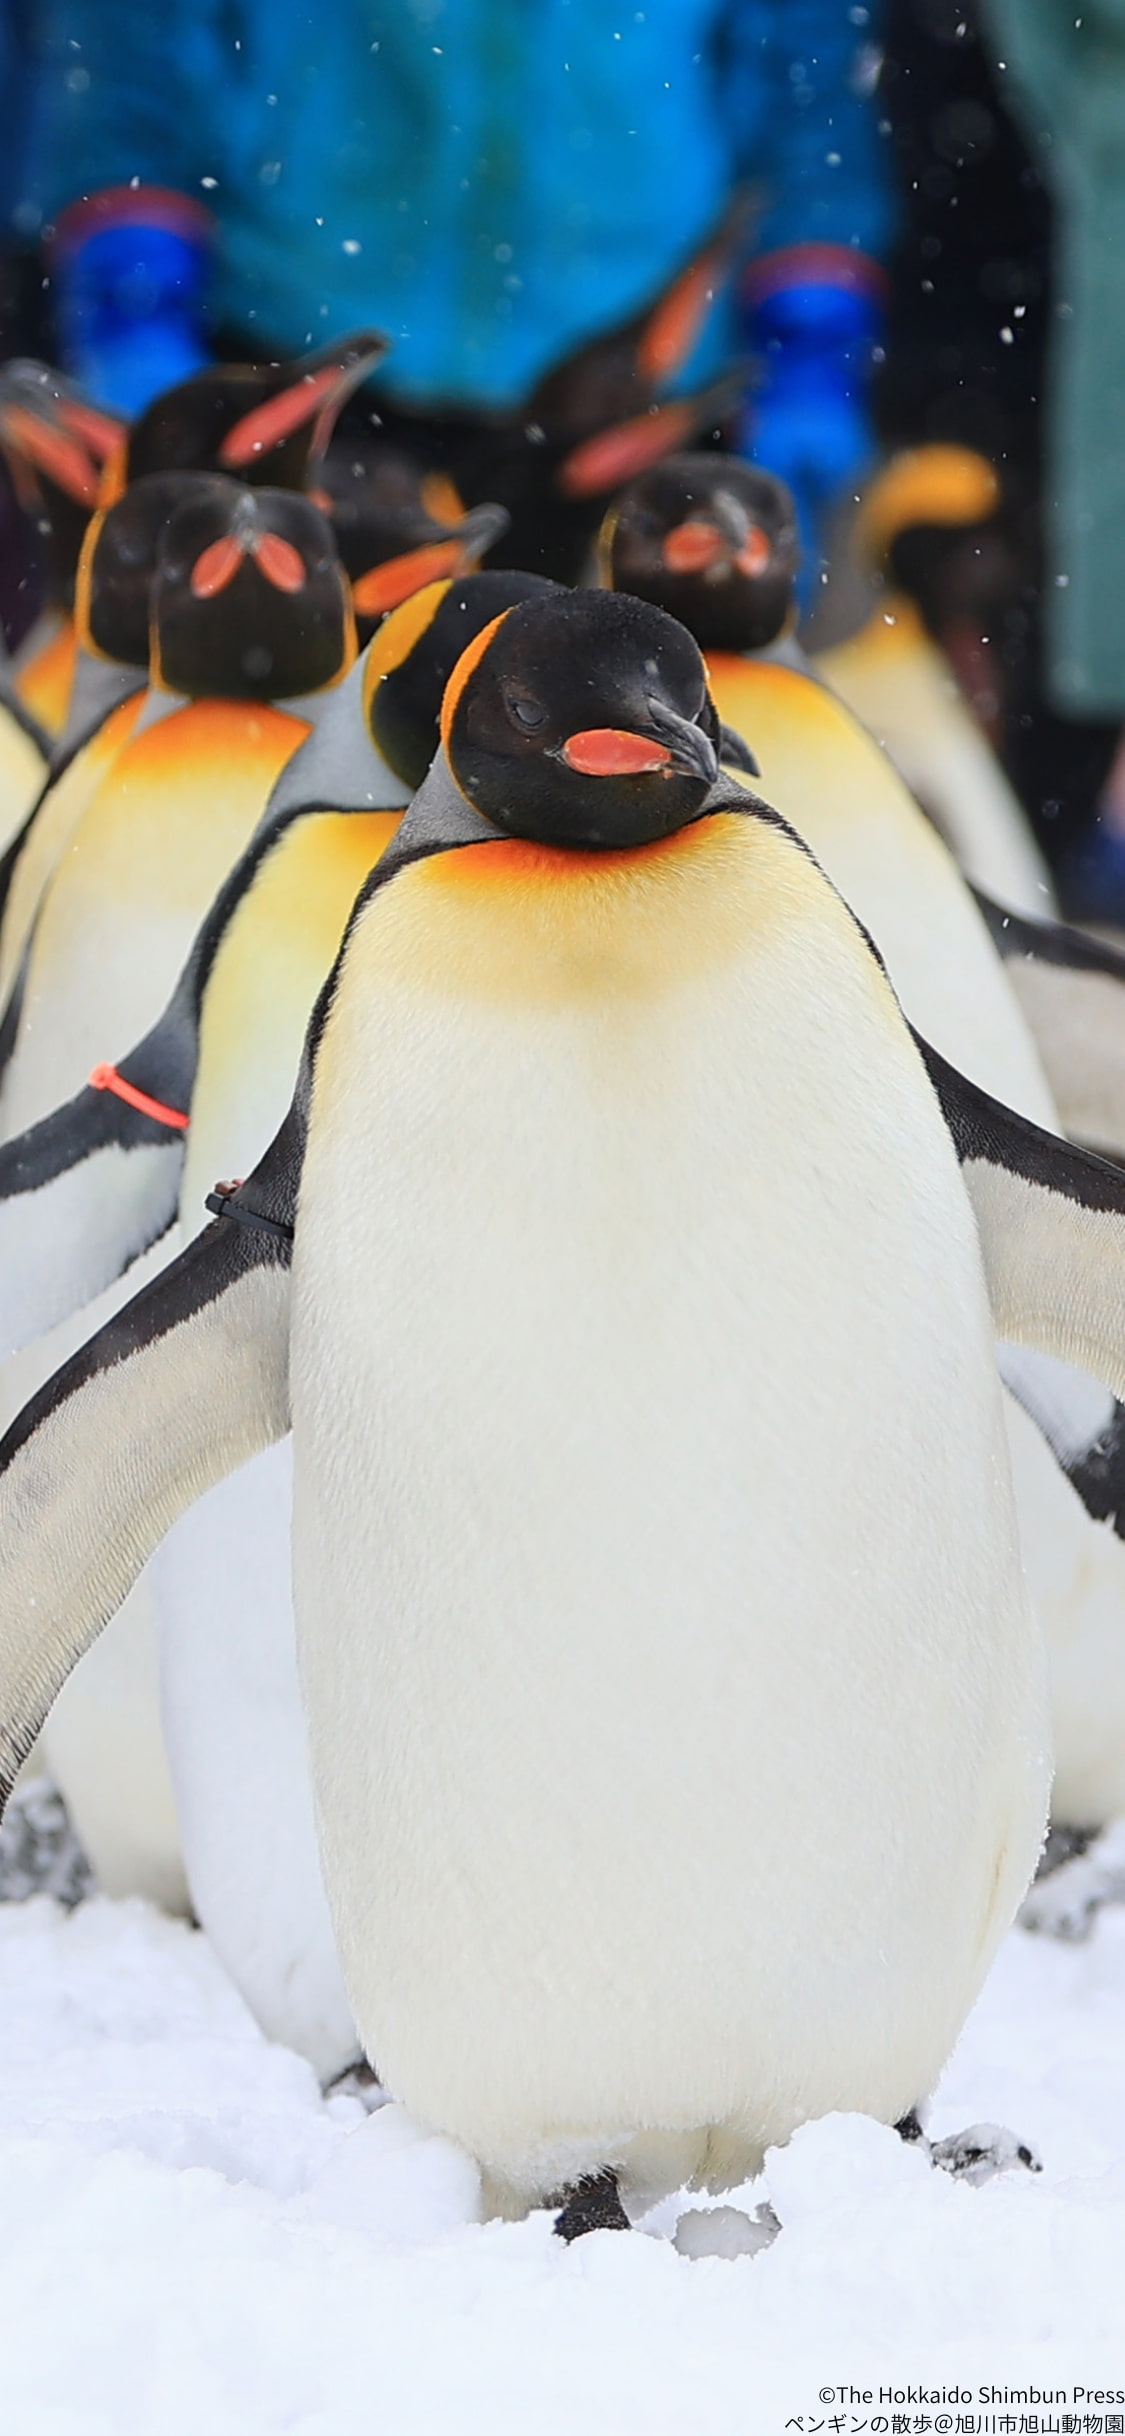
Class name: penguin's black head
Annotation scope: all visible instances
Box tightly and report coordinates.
[855,445,1015,631]
[151,482,354,701]
[122,332,388,496]
[601,456,798,653]
[0,359,124,608]
[443,588,726,849]
[77,471,235,668]
[362,568,559,791]
[312,434,510,643]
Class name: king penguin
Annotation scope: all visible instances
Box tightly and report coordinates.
[373,200,749,584]
[311,428,510,644]
[0,480,355,1141]
[0,472,241,1034]
[603,454,1125,1854]
[11,587,1125,2228]
[0,483,353,1904]
[0,571,555,2067]
[813,445,1053,919]
[98,331,388,505]
[0,331,383,756]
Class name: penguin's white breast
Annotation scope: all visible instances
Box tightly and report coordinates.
[289,819,1048,2200]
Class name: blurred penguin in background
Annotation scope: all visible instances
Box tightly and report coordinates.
[4,2,894,587]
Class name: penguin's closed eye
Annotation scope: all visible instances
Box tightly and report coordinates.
[503,689,547,733]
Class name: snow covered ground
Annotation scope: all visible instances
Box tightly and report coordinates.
[1,1860,1124,2433]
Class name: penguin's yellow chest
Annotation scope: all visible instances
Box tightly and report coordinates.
[14,618,77,739]
[0,708,47,856]
[183,809,403,1220]
[293,805,1045,2212]
[702,653,1056,1119]
[0,692,145,1007]
[1,699,311,1134]
[368,813,794,1012]
[55,699,310,918]
[705,651,913,840]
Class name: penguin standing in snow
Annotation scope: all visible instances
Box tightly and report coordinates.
[0,481,354,1906]
[9,588,1125,2229]
[603,455,1125,1867]
[0,570,554,2067]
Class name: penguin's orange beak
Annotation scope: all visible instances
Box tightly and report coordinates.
[219,365,347,469]
[561,729,674,776]
[0,405,101,505]
[190,530,306,598]
[352,537,471,619]
[661,519,772,577]
[661,519,726,574]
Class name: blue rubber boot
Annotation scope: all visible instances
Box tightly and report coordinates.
[741,250,884,606]
[51,186,214,417]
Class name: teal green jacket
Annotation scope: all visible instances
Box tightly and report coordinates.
[17,0,891,410]
[984,0,1125,715]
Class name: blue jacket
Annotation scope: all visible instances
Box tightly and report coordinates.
[17,0,892,409]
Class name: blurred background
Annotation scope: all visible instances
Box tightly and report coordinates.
[2,0,1124,917]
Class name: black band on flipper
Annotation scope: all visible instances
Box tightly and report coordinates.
[1062,1412,1125,1535]
[974,887,1125,985]
[205,1187,294,1242]
[915,1028,1125,1214]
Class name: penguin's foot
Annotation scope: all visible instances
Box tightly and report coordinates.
[1036,1822,1096,1877]
[0,1775,93,1910]
[929,2124,1041,2188]
[551,2168,631,2241]
[323,2058,388,2115]
[1019,1817,1125,1942]
[896,2108,1040,2186]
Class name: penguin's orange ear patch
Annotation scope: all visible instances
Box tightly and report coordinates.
[191,535,244,598]
[420,471,466,526]
[562,729,672,776]
[253,531,306,592]
[557,399,700,500]
[439,610,510,760]
[97,433,129,507]
[220,365,342,467]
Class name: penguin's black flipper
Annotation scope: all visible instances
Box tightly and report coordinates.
[0,1121,298,1811]
[918,1031,1125,1400]
[997,1340,1125,1540]
[0,775,333,1356]
[974,890,1125,1163]
[0,1013,196,1356]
